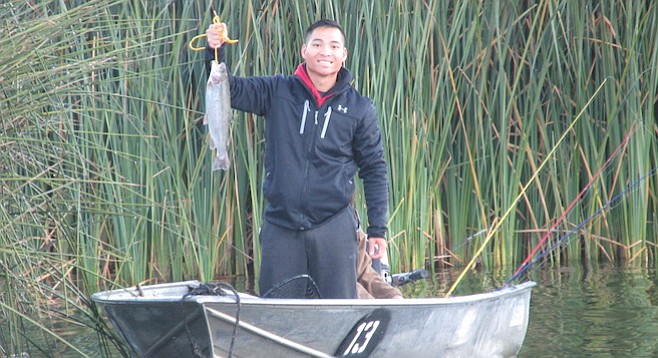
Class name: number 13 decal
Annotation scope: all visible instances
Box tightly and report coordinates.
[343,320,380,355]
[336,309,390,357]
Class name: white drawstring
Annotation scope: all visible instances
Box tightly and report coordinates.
[321,106,332,139]
[299,100,310,134]
[300,102,332,139]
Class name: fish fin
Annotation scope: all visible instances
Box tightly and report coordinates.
[212,155,230,171]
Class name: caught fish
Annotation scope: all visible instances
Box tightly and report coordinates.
[204,61,232,171]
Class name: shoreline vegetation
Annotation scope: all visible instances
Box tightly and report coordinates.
[2,0,656,356]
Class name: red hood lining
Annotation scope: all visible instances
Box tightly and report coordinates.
[294,64,336,107]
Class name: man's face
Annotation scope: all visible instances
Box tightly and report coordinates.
[301,27,347,78]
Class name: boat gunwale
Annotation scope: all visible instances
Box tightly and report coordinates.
[91,280,536,307]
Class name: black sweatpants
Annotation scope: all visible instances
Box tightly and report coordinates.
[258,206,358,299]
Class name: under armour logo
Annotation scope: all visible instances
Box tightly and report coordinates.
[337,105,348,113]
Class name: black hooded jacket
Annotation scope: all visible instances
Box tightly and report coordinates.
[206,48,388,238]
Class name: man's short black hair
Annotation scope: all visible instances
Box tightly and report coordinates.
[305,19,346,46]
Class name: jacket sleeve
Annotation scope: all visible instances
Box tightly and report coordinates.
[205,45,276,116]
[354,100,389,239]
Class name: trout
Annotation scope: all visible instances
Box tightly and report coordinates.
[204,61,232,171]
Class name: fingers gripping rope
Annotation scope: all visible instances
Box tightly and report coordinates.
[189,12,238,62]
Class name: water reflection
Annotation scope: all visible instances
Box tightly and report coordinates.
[518,263,658,357]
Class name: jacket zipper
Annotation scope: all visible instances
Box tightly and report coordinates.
[298,101,334,228]
[299,103,320,229]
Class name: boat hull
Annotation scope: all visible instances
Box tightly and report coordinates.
[91,280,535,358]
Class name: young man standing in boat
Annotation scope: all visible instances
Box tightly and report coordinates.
[205,19,390,299]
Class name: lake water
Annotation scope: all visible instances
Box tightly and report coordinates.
[11,262,658,357]
[518,263,658,357]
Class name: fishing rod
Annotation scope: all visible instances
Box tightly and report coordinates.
[444,79,608,297]
[503,164,658,287]
[507,127,635,281]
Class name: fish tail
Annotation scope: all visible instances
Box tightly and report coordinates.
[212,154,230,171]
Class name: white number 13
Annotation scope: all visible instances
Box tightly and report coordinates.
[343,320,381,355]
